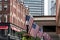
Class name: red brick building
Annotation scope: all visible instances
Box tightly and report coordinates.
[0,0,29,40]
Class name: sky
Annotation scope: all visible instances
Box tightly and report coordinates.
[44,0,48,16]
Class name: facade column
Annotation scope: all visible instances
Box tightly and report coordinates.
[56,26,60,40]
[56,26,60,34]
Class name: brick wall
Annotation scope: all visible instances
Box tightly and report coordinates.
[9,0,29,29]
[0,0,29,29]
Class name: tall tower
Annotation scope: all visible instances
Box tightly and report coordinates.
[23,0,44,16]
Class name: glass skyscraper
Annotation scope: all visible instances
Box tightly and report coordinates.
[48,0,56,15]
[23,0,44,16]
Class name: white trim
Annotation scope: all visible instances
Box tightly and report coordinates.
[34,17,56,20]
[10,12,12,16]
[13,5,16,8]
[21,19,25,24]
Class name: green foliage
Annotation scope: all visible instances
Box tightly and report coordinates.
[22,36,35,40]
[35,37,41,40]
[22,36,27,40]
[15,31,41,40]
[15,31,26,36]
[30,36,35,40]
[18,31,26,34]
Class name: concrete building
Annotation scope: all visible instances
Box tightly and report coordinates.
[32,0,60,39]
[56,0,60,39]
[56,0,60,34]
[23,0,44,16]
[0,0,29,40]
[32,0,57,40]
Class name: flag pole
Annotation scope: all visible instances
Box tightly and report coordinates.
[26,21,29,40]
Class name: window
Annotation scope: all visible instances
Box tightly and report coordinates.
[4,4,7,11]
[43,26,56,32]
[4,14,7,22]
[0,30,5,36]
[5,30,8,36]
[0,15,2,22]
[0,4,2,11]
[0,30,8,36]
[4,0,7,1]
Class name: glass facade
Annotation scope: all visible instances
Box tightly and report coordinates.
[23,0,44,16]
[48,0,56,15]
[51,0,56,15]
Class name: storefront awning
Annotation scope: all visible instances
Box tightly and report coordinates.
[0,26,8,29]
[11,26,21,32]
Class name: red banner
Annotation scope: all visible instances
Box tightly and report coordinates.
[0,26,8,29]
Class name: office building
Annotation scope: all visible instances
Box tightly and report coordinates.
[24,0,44,16]
[48,0,56,15]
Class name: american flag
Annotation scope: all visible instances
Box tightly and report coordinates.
[37,28,43,38]
[43,32,51,40]
[26,15,33,33]
[43,32,48,40]
[35,24,39,33]
[30,23,39,38]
